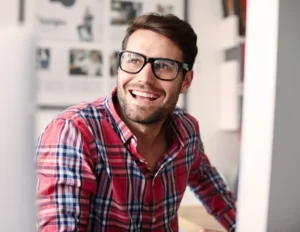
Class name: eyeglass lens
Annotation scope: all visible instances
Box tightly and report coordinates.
[120,51,179,80]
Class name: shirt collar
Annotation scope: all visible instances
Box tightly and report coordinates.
[105,88,134,144]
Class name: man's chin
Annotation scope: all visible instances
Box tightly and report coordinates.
[125,112,165,125]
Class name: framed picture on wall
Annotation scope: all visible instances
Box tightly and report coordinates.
[36,47,51,70]
[69,49,103,77]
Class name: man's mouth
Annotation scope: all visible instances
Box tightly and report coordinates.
[129,90,159,101]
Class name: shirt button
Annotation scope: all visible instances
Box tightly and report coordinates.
[152,217,156,223]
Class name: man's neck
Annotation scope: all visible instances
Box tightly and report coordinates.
[130,120,165,150]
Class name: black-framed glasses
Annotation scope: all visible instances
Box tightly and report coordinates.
[118,50,190,81]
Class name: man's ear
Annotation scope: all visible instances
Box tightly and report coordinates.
[180,70,194,94]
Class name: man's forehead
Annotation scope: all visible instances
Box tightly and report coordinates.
[125,29,182,60]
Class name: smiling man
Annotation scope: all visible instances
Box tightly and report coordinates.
[36,13,236,232]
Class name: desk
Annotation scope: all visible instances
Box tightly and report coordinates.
[178,206,226,232]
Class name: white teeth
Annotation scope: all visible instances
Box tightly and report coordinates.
[132,90,159,99]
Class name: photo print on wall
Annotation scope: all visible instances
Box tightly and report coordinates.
[111,0,142,25]
[156,4,174,14]
[36,48,51,70]
[77,6,94,42]
[69,49,103,77]
[110,51,119,78]
[49,0,76,7]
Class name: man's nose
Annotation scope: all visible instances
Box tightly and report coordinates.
[136,62,156,83]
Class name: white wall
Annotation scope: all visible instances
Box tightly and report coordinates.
[0,1,36,231]
[188,0,240,193]
[0,0,19,26]
[0,23,36,232]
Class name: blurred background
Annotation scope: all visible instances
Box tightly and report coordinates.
[1,0,299,231]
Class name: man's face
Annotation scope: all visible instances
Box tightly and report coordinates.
[117,29,192,124]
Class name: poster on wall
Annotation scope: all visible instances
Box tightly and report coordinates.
[109,0,143,42]
[36,41,111,106]
[69,49,103,77]
[108,0,184,42]
[36,0,106,42]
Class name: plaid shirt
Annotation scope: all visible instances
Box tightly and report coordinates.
[36,89,236,232]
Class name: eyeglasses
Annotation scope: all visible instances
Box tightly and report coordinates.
[118,50,189,81]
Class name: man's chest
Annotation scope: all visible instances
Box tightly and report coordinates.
[90,152,190,231]
[88,137,196,230]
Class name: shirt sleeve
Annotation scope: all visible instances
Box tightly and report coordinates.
[35,118,97,232]
[187,123,236,232]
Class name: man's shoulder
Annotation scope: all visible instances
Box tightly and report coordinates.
[56,96,108,124]
[171,107,200,133]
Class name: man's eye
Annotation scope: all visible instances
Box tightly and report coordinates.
[128,58,140,64]
[157,63,170,69]
[161,64,169,69]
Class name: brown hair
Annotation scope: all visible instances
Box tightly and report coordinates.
[121,13,198,70]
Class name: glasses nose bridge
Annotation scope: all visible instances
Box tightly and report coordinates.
[142,56,156,73]
[144,56,156,66]
[138,56,156,79]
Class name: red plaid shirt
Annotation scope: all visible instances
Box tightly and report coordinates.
[36,89,236,232]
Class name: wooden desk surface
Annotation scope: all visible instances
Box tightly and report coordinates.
[178,205,226,232]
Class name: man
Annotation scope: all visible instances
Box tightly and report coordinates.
[36,13,236,232]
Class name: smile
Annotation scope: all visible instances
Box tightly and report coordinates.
[129,90,160,101]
